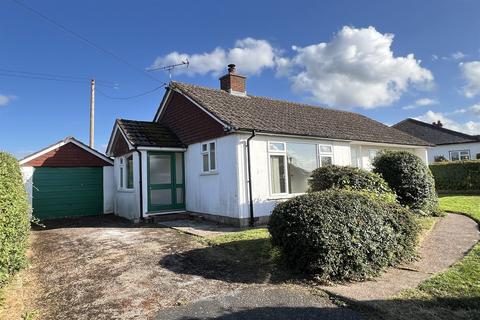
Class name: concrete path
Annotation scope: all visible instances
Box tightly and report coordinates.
[156,285,363,320]
[321,213,479,302]
[159,219,240,238]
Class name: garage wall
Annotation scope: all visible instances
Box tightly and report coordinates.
[103,166,114,213]
[20,166,34,216]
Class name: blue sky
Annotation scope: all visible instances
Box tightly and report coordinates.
[1,0,480,158]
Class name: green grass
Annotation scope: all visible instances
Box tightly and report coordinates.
[376,195,480,320]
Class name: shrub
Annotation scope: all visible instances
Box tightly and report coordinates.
[429,160,480,191]
[308,165,393,196]
[434,155,448,162]
[0,152,30,287]
[372,151,439,215]
[268,189,419,282]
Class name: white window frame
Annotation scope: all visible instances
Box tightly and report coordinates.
[201,141,217,173]
[449,149,470,161]
[267,141,288,196]
[318,144,334,167]
[118,153,134,191]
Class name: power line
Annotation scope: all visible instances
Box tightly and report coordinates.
[96,83,167,100]
[9,0,162,83]
[0,72,115,88]
[0,68,116,86]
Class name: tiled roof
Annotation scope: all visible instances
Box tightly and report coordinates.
[393,118,480,145]
[117,119,185,148]
[169,82,431,146]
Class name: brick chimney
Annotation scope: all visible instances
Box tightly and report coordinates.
[432,120,443,128]
[219,64,246,95]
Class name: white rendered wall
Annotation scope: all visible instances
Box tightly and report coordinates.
[427,142,480,163]
[20,166,34,216]
[113,152,141,221]
[103,166,114,214]
[185,134,240,218]
[352,144,428,170]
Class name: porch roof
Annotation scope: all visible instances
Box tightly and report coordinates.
[117,119,185,148]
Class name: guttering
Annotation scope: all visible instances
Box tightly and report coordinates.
[246,130,256,227]
[134,147,144,221]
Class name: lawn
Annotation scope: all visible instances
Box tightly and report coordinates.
[378,194,480,320]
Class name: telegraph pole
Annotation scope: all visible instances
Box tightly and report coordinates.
[89,79,95,148]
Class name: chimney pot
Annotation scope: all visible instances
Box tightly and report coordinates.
[219,64,246,95]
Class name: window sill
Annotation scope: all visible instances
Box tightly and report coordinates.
[200,171,218,176]
[117,189,135,193]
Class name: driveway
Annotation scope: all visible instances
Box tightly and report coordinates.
[15,215,360,320]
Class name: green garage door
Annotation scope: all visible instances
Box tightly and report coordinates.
[33,167,103,220]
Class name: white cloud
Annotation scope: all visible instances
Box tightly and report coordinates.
[281,26,434,108]
[0,94,16,107]
[453,103,480,115]
[150,38,278,76]
[403,97,438,110]
[415,110,480,135]
[460,61,480,98]
[451,51,467,60]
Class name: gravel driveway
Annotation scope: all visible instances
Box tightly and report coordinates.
[25,215,245,320]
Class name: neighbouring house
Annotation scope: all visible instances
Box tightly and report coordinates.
[393,118,480,163]
[19,137,114,220]
[106,64,431,226]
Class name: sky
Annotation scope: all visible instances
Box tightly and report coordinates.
[1,0,480,158]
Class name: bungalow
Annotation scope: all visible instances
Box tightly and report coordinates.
[106,64,431,226]
[393,118,480,163]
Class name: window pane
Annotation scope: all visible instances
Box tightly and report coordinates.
[321,156,333,167]
[150,189,172,206]
[270,155,286,194]
[286,143,317,193]
[150,154,171,184]
[269,142,285,152]
[176,187,184,204]
[202,144,208,152]
[126,155,134,189]
[175,153,183,182]
[451,152,459,161]
[120,167,124,188]
[460,151,470,160]
[319,145,332,153]
[203,154,209,172]
[210,144,216,170]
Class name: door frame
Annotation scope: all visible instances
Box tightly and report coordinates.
[146,151,185,212]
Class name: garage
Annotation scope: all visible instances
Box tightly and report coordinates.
[20,137,114,220]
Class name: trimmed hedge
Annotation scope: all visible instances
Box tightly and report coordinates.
[0,152,30,287]
[268,189,419,282]
[429,160,480,191]
[372,151,439,215]
[308,165,393,196]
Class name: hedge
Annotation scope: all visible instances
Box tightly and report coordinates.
[372,151,439,216]
[429,160,480,192]
[308,165,393,196]
[268,189,419,282]
[0,152,30,287]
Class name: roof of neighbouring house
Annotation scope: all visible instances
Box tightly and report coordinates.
[393,118,480,145]
[165,82,432,147]
[117,119,185,148]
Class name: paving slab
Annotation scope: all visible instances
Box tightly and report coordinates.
[320,213,479,302]
[156,285,363,320]
[158,219,241,238]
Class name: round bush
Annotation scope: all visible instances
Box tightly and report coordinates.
[372,151,439,215]
[308,165,392,196]
[268,189,419,282]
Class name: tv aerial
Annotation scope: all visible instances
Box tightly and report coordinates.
[147,59,189,80]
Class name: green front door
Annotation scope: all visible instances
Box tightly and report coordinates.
[147,152,185,212]
[33,167,103,220]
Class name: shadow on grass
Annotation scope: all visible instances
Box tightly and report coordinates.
[159,237,296,284]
